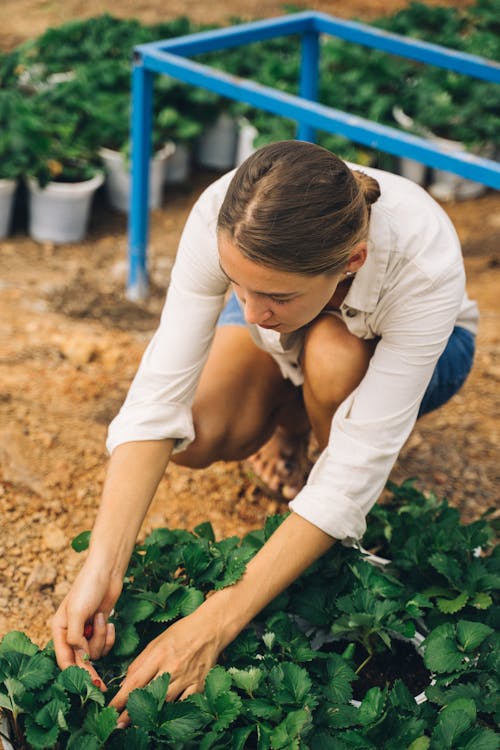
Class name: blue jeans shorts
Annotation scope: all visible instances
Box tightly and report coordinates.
[218,293,475,418]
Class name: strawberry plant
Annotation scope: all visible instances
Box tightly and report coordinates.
[1,482,498,748]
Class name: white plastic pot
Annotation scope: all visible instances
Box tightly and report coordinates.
[164,143,192,185]
[100,143,175,212]
[350,631,430,708]
[235,119,258,166]
[27,172,104,244]
[392,106,488,200]
[427,134,489,201]
[196,113,238,170]
[0,179,17,239]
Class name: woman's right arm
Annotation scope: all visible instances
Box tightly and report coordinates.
[52,438,174,672]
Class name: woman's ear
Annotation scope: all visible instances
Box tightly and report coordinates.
[345,242,367,275]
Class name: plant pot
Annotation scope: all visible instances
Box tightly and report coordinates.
[164,143,192,185]
[99,143,175,212]
[399,157,428,186]
[0,713,14,750]
[392,106,488,200]
[235,119,258,166]
[195,113,238,171]
[0,179,17,239]
[27,172,104,244]
[350,631,430,708]
[428,134,489,202]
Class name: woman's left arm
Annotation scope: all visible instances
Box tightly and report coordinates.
[109,512,334,725]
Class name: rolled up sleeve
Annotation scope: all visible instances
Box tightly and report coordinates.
[106,182,230,455]
[289,259,466,542]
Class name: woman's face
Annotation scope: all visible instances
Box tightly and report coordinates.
[218,232,343,334]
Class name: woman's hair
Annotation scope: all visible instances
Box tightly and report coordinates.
[217,140,381,275]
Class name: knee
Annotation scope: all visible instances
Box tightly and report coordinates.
[174,415,230,469]
[302,315,374,407]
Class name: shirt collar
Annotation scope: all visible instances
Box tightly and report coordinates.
[341,206,391,314]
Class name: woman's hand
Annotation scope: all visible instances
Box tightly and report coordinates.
[52,558,122,682]
[109,607,224,727]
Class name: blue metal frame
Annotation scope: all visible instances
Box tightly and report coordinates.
[128,11,500,299]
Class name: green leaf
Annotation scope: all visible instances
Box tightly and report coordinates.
[246,698,282,721]
[127,689,160,731]
[82,705,118,743]
[436,592,469,614]
[123,598,156,624]
[178,586,205,616]
[159,699,206,742]
[231,725,254,750]
[229,666,263,695]
[407,738,430,750]
[270,663,312,705]
[66,732,100,750]
[33,698,70,731]
[326,703,360,729]
[0,692,15,713]
[270,708,310,749]
[423,625,464,673]
[194,521,216,541]
[71,530,91,552]
[204,666,242,730]
[58,666,92,695]
[113,623,140,657]
[205,665,232,705]
[456,621,494,652]
[212,692,243,732]
[0,631,38,656]
[183,541,211,579]
[119,726,150,749]
[431,698,476,748]
[323,655,357,704]
[460,727,500,750]
[18,653,56,689]
[470,592,493,609]
[24,721,60,750]
[357,687,386,726]
[147,672,170,709]
[428,553,462,585]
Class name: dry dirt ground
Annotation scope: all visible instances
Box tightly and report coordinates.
[0,0,499,649]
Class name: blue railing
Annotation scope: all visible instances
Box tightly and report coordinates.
[128,11,500,299]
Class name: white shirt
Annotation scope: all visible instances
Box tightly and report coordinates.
[107,163,478,542]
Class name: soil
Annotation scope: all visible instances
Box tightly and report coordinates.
[0,0,499,651]
[329,639,432,701]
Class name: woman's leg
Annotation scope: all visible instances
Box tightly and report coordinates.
[301,314,377,450]
[245,314,377,497]
[172,325,300,469]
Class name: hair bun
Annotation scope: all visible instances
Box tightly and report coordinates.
[353,170,381,207]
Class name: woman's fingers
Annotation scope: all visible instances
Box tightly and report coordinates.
[102,621,115,656]
[87,612,109,660]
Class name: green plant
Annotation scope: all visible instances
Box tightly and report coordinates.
[0,482,498,749]
[0,90,48,181]
[26,75,106,185]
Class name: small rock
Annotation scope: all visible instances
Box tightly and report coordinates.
[59,335,98,366]
[25,563,57,592]
[433,471,448,485]
[42,527,67,551]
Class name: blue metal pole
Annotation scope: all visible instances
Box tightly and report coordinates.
[297,30,319,143]
[127,53,153,301]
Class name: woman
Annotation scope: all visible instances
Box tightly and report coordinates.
[52,140,478,724]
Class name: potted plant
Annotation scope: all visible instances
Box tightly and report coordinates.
[25,75,106,244]
[1,481,498,749]
[0,88,48,238]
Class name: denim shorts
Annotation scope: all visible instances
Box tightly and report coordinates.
[218,292,475,417]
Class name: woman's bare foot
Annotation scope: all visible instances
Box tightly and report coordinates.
[244,426,312,501]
